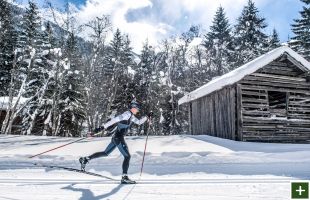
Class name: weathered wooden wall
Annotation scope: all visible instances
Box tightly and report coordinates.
[191,86,236,140]
[238,55,310,142]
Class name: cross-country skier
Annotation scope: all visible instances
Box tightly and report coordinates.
[79,100,152,184]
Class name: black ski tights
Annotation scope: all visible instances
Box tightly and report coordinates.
[88,135,131,174]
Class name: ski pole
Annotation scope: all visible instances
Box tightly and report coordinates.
[140,118,152,176]
[28,132,102,159]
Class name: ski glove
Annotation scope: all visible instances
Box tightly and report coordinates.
[87,132,94,137]
[147,111,154,118]
[93,126,105,133]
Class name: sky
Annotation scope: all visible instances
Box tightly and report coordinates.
[18,0,305,52]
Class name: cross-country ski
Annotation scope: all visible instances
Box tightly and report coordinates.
[33,163,118,181]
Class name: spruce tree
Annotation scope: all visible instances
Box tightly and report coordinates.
[18,1,60,135]
[290,0,310,60]
[39,23,60,136]
[104,29,129,119]
[233,0,268,68]
[59,33,86,137]
[112,34,134,113]
[203,6,233,76]
[18,0,47,135]
[133,40,156,134]
[16,0,43,95]
[135,40,154,103]
[0,0,17,96]
[268,28,281,50]
[17,0,42,50]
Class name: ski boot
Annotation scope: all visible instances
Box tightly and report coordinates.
[79,157,89,171]
[121,175,136,184]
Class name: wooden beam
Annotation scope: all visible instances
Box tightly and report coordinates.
[246,73,308,82]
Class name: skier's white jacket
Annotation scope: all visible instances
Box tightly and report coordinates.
[103,111,148,131]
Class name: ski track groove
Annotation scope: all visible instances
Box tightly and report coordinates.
[0,178,291,184]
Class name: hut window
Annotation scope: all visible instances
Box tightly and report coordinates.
[268,91,287,117]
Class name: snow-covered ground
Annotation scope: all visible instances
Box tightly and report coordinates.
[0,134,309,200]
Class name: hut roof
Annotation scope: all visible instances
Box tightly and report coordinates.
[178,46,310,105]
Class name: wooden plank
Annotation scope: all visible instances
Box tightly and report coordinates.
[217,91,221,138]
[249,73,307,82]
[236,84,243,141]
[243,125,278,129]
[257,68,301,76]
[243,117,310,124]
[242,110,270,115]
[231,87,236,140]
[243,133,310,138]
[243,130,310,134]
[289,97,310,101]
[288,107,310,112]
[241,90,268,97]
[199,98,203,135]
[192,100,198,135]
[222,89,226,138]
[189,103,192,135]
[267,61,289,67]
[210,95,215,136]
[242,135,310,142]
[243,76,310,87]
[243,126,310,132]
[288,114,310,119]
[242,97,268,103]
[242,135,310,141]
[288,104,310,108]
[260,66,299,74]
[242,103,269,108]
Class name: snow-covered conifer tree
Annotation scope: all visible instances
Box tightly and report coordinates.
[58,32,86,137]
[232,0,268,68]
[203,6,233,76]
[0,0,17,96]
[290,0,310,60]
[267,28,281,50]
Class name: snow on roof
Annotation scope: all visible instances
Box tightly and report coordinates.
[0,97,29,110]
[178,46,310,105]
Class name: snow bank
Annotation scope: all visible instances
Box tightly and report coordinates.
[0,135,309,200]
[0,134,309,177]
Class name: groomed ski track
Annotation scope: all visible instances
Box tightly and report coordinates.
[0,135,309,200]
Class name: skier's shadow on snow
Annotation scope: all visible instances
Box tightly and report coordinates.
[62,183,124,200]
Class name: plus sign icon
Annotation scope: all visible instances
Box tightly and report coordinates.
[291,182,309,199]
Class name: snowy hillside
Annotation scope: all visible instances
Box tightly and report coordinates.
[0,135,309,200]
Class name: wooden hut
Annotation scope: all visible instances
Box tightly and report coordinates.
[178,46,310,143]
